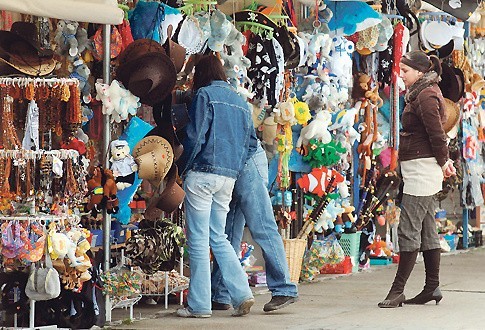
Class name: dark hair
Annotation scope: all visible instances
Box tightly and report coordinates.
[192,54,227,90]
[400,51,442,76]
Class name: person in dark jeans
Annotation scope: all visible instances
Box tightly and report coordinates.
[211,141,299,312]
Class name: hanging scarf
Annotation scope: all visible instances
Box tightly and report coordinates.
[404,71,440,103]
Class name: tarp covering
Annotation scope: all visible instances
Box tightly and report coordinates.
[0,0,124,25]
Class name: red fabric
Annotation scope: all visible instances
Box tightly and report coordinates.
[61,138,87,155]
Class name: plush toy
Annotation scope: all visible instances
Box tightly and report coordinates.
[85,166,104,217]
[103,169,119,214]
[296,110,332,152]
[327,36,355,89]
[95,80,140,123]
[297,166,344,197]
[273,100,297,126]
[54,20,89,60]
[110,139,138,190]
[69,59,92,103]
[221,24,251,89]
[208,9,232,52]
[314,199,344,233]
[366,234,392,257]
[95,81,114,115]
[341,205,357,233]
[326,1,382,36]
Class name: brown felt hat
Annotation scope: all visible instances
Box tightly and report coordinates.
[0,22,56,76]
[116,39,176,106]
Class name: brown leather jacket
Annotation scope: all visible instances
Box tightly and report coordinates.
[398,84,449,167]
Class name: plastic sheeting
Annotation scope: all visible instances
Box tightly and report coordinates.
[0,0,124,25]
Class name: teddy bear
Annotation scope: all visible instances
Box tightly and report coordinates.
[85,166,105,217]
[54,20,90,60]
[109,139,137,190]
[296,110,332,152]
[69,58,92,103]
[103,168,119,214]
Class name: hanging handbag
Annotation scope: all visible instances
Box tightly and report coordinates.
[25,247,61,301]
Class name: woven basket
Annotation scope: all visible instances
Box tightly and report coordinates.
[283,238,307,283]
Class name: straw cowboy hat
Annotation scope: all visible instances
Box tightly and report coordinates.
[116,39,176,106]
[0,21,56,76]
[442,98,460,134]
[132,136,174,187]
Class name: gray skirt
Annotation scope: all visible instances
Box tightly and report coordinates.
[397,194,441,252]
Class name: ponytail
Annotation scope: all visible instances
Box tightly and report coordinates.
[428,55,442,76]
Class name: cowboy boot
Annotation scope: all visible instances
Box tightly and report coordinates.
[378,250,418,308]
[404,248,443,305]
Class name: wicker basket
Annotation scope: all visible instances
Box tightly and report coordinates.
[283,238,307,283]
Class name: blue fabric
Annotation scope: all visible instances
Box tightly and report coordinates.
[128,0,165,42]
[183,171,253,314]
[325,0,381,35]
[112,117,153,225]
[211,145,298,304]
[181,81,256,179]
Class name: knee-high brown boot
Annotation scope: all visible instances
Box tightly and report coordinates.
[378,250,418,308]
[404,248,443,305]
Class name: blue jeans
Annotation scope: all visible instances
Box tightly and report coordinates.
[184,171,254,315]
[211,146,298,304]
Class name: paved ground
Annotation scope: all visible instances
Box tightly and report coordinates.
[110,246,485,330]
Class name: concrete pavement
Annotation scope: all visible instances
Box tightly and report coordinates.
[110,246,485,330]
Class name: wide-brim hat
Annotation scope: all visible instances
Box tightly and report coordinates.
[0,22,56,77]
[132,136,174,187]
[155,165,185,213]
[163,25,186,73]
[116,39,176,106]
[0,21,53,58]
[439,63,464,102]
[426,39,454,59]
[442,98,460,134]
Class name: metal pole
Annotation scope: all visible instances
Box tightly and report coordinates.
[102,23,112,323]
[463,208,469,249]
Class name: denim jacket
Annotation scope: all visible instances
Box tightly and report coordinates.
[181,81,257,179]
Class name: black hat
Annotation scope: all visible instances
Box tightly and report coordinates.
[439,62,465,102]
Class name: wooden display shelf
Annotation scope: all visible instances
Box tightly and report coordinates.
[91,243,125,252]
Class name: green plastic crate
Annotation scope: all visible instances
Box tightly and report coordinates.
[370,257,393,265]
[339,232,361,273]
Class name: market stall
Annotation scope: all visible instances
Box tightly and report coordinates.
[0,0,484,327]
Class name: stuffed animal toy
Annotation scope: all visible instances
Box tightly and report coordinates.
[296,110,332,152]
[341,205,357,233]
[221,24,251,89]
[54,20,89,60]
[103,169,119,214]
[314,199,344,233]
[366,234,392,257]
[110,139,137,190]
[327,36,355,89]
[95,80,140,123]
[85,166,105,217]
[297,166,344,197]
[69,59,92,103]
[95,81,115,115]
[326,1,382,36]
[273,100,297,126]
[208,9,232,52]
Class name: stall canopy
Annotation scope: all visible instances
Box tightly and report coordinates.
[424,0,478,21]
[0,0,123,25]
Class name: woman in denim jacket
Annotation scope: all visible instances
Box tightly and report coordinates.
[177,54,256,318]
